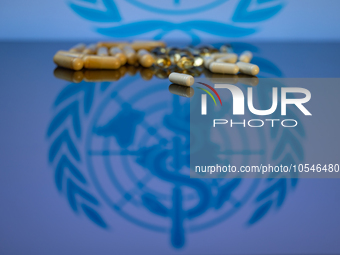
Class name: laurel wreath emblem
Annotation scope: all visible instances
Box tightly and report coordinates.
[68,0,286,44]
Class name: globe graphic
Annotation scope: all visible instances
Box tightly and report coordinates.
[125,0,229,15]
[85,77,264,247]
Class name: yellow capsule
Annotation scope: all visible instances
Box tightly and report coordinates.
[137,49,154,68]
[130,40,166,51]
[239,51,253,63]
[97,47,109,56]
[83,56,121,69]
[193,54,204,67]
[177,54,194,69]
[169,72,194,87]
[140,68,154,80]
[83,69,121,82]
[237,74,259,86]
[53,52,84,70]
[123,46,138,65]
[215,53,238,64]
[236,62,259,76]
[83,44,97,55]
[155,54,171,68]
[97,41,128,48]
[169,84,194,98]
[209,62,239,74]
[69,43,86,53]
[109,47,127,65]
[53,67,84,83]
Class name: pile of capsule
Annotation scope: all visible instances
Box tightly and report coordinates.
[53,41,260,78]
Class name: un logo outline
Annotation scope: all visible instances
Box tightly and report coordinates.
[47,49,304,249]
[68,0,286,44]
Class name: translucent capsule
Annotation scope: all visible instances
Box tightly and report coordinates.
[155,54,171,68]
[83,44,97,55]
[109,47,127,65]
[239,51,253,63]
[137,49,155,68]
[169,84,195,98]
[193,54,204,67]
[53,52,84,70]
[209,62,239,74]
[69,43,86,53]
[53,67,84,83]
[83,56,121,69]
[168,48,181,64]
[219,44,233,53]
[176,54,194,69]
[97,47,109,56]
[83,69,121,82]
[215,53,238,64]
[123,46,138,65]
[154,68,170,79]
[169,72,194,87]
[199,46,219,56]
[236,62,259,76]
[151,47,167,55]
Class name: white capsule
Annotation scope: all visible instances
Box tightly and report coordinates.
[236,62,259,76]
[209,62,239,74]
[203,56,214,69]
[215,54,238,64]
[169,72,194,87]
[239,51,253,63]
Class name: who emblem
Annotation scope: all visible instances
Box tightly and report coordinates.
[47,50,303,249]
[68,0,286,44]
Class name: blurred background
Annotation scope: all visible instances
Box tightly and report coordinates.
[1,1,340,255]
[1,0,340,42]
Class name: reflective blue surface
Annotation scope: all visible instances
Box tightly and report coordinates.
[0,42,340,254]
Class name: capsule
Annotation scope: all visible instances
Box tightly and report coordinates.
[177,54,194,69]
[83,69,121,82]
[193,54,204,67]
[123,46,138,65]
[130,40,166,51]
[137,49,155,68]
[155,54,171,68]
[236,62,259,76]
[53,52,84,70]
[97,47,109,56]
[109,47,127,65]
[239,51,253,63]
[203,56,214,69]
[83,44,97,55]
[53,67,84,83]
[169,84,195,98]
[209,62,239,74]
[83,56,121,69]
[69,43,86,53]
[215,53,238,64]
[97,41,128,48]
[220,44,233,53]
[169,72,194,87]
